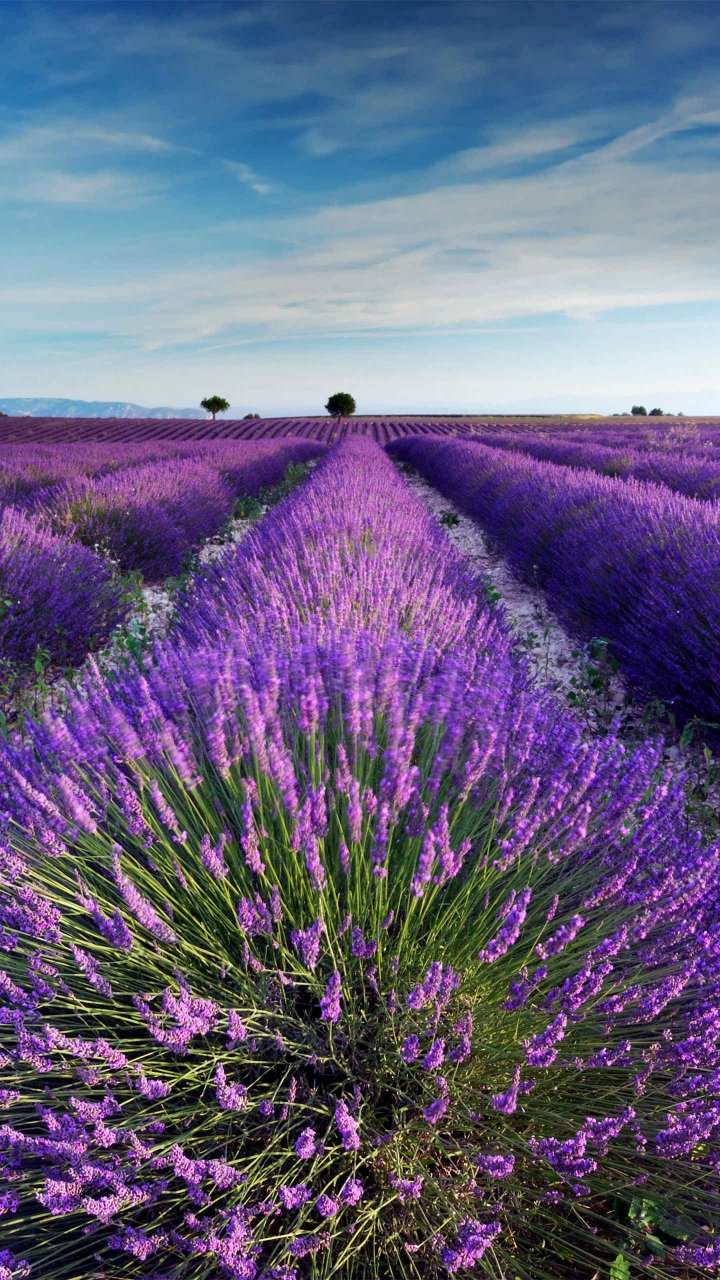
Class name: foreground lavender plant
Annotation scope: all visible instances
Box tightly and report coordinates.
[0,442,719,1279]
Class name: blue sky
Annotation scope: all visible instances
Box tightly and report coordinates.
[1,0,720,414]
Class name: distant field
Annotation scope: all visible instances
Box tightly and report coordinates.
[1,411,718,443]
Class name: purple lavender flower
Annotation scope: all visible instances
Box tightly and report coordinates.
[341,1178,364,1206]
[474,1152,515,1180]
[478,888,532,963]
[351,926,377,959]
[278,1184,312,1210]
[439,1219,502,1272]
[524,1012,568,1067]
[290,918,324,971]
[286,1236,327,1258]
[214,1063,249,1112]
[390,1173,423,1202]
[0,1249,30,1280]
[400,1035,420,1063]
[422,1039,446,1071]
[294,1128,318,1160]
[334,1099,360,1151]
[316,1193,339,1218]
[200,832,229,879]
[227,1010,248,1045]
[320,971,342,1024]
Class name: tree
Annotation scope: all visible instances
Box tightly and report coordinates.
[630,405,647,415]
[325,392,356,419]
[200,395,230,420]
[648,407,664,416]
[243,412,261,420]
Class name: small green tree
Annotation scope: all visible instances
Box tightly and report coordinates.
[648,407,664,416]
[243,412,261,420]
[630,405,647,415]
[325,391,356,419]
[200,395,230,420]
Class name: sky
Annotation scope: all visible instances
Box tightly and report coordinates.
[1,0,720,415]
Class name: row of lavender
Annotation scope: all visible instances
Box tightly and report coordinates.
[469,431,720,502]
[391,438,720,726]
[0,441,319,683]
[1,439,719,1278]
[1,442,323,577]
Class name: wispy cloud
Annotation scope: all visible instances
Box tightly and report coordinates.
[15,167,161,206]
[222,159,273,196]
[0,121,178,164]
[3,98,719,340]
[0,115,271,207]
[0,117,178,206]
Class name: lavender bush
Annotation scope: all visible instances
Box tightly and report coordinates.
[0,442,718,1278]
[0,506,128,673]
[390,437,720,726]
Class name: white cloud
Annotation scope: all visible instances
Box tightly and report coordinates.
[222,159,273,195]
[0,118,179,207]
[7,167,161,206]
[443,120,602,174]
[0,115,275,207]
[300,129,344,158]
[0,121,178,164]
[3,121,720,341]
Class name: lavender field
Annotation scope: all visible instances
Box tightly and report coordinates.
[1,419,720,1280]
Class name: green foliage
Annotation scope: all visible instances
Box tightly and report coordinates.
[243,412,261,419]
[566,636,619,726]
[200,395,231,420]
[630,405,647,415]
[439,510,460,527]
[648,407,664,416]
[262,460,310,507]
[233,493,264,520]
[325,391,356,418]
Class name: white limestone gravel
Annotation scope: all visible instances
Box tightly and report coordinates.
[134,509,264,641]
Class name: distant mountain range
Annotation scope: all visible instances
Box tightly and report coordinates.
[0,397,200,419]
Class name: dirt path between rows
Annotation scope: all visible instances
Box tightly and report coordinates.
[136,507,264,640]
